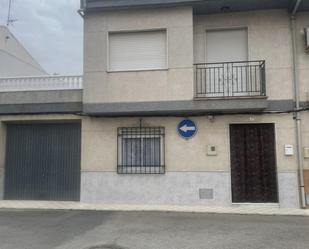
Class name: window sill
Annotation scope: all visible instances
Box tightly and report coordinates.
[117,166,165,175]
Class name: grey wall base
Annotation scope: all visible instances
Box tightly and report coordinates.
[0,169,299,206]
[81,171,232,206]
[277,172,299,208]
[81,171,299,208]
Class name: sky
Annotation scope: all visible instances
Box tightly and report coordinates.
[0,0,83,75]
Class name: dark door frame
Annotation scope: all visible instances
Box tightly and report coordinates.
[229,122,279,203]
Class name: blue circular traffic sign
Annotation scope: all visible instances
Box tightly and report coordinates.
[177,119,197,139]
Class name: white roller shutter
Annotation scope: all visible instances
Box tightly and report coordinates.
[109,30,167,71]
[206,29,248,63]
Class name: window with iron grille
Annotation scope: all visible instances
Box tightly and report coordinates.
[117,127,165,174]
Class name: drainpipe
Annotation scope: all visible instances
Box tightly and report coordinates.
[290,0,306,208]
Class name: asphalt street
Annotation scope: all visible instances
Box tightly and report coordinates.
[0,210,308,249]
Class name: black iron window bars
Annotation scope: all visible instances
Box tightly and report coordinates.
[117,127,165,174]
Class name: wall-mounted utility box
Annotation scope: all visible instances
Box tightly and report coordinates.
[305,28,309,52]
[207,145,217,156]
[284,145,294,156]
[304,147,309,159]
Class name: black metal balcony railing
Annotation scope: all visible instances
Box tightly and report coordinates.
[194,60,266,98]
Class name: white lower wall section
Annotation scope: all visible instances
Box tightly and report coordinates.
[81,171,300,208]
[278,172,300,208]
[81,171,232,206]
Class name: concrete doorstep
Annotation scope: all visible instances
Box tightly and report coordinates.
[0,201,309,216]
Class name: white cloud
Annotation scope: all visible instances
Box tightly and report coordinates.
[0,0,83,75]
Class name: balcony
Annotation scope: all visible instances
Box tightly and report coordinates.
[194,61,266,99]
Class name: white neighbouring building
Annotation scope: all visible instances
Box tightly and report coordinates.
[0,25,47,77]
[0,0,309,209]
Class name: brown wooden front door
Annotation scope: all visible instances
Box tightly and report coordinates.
[230,124,278,203]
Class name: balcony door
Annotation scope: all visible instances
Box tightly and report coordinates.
[205,28,249,97]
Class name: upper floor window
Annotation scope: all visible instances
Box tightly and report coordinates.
[108,30,167,72]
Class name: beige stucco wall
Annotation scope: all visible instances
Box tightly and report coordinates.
[296,12,309,102]
[295,12,309,175]
[194,10,295,101]
[81,114,297,173]
[83,7,194,103]
[0,113,297,173]
[84,8,308,104]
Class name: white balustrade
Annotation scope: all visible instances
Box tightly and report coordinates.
[0,75,83,92]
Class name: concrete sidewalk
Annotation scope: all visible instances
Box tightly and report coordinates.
[0,200,309,216]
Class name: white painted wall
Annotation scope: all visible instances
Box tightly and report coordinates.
[0,26,46,77]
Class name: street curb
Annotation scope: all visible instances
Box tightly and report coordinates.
[0,201,309,216]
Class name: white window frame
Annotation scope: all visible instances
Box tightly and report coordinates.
[107,29,169,72]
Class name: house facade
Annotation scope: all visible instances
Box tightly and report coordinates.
[0,0,308,209]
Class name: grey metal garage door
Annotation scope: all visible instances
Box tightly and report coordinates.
[4,123,81,201]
